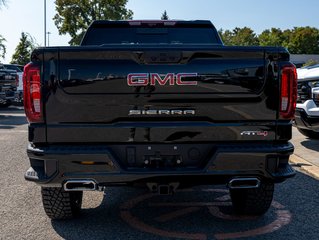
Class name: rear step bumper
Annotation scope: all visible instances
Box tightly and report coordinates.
[25,142,295,187]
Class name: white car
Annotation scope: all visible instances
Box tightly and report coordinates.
[294,65,319,138]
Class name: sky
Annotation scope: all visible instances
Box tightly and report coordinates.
[0,0,319,62]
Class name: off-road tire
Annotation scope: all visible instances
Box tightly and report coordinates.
[41,187,83,220]
[230,181,274,215]
[297,128,319,139]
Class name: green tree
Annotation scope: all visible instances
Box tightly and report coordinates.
[11,32,37,65]
[219,26,319,54]
[0,0,7,60]
[161,10,169,20]
[219,27,259,46]
[54,0,133,45]
[285,27,319,54]
[0,0,7,9]
[219,29,233,45]
[0,35,6,59]
[232,27,259,46]
[280,29,292,49]
[258,28,284,47]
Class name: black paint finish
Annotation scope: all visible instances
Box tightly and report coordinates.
[27,46,292,144]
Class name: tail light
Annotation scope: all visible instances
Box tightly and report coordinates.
[280,64,297,119]
[23,63,42,123]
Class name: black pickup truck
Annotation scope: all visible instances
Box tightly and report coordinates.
[0,64,18,107]
[24,20,297,220]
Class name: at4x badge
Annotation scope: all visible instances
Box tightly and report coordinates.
[241,131,268,137]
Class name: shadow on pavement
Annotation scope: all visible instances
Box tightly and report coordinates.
[300,139,319,152]
[50,171,319,240]
[0,115,27,129]
[0,106,24,113]
[0,106,27,129]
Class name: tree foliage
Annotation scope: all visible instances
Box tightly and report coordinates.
[219,27,259,46]
[0,35,6,59]
[219,26,319,54]
[161,10,169,20]
[219,29,234,45]
[259,27,319,54]
[0,0,7,60]
[259,28,285,47]
[11,32,37,65]
[0,0,7,9]
[285,27,319,54]
[54,0,133,45]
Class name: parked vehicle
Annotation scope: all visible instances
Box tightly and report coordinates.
[3,64,24,103]
[23,20,297,220]
[0,64,18,107]
[294,65,319,138]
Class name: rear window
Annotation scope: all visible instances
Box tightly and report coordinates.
[82,27,220,45]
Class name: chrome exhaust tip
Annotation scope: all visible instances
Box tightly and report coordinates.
[228,177,260,189]
[63,179,97,191]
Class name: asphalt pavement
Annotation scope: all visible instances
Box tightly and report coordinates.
[1,106,319,240]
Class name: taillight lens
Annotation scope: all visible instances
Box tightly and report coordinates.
[23,63,42,123]
[280,64,297,119]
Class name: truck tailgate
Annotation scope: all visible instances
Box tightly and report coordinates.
[43,46,282,143]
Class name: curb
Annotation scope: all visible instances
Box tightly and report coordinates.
[289,154,319,179]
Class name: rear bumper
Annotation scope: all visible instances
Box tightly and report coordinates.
[25,142,295,187]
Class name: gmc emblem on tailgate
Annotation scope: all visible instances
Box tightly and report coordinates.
[127,73,198,86]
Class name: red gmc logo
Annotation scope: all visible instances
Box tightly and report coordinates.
[127,73,198,86]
